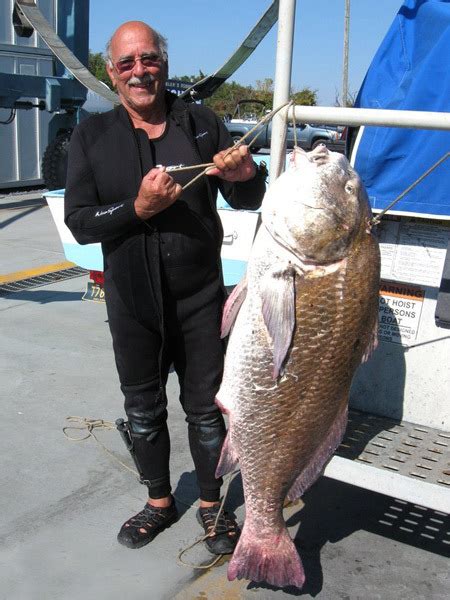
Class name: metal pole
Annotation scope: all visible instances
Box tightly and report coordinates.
[342,0,350,107]
[288,105,450,130]
[269,0,296,182]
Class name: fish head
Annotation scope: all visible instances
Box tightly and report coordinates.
[262,145,371,264]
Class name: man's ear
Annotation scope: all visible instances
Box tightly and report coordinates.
[106,62,117,88]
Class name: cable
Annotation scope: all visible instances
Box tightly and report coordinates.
[0,108,16,125]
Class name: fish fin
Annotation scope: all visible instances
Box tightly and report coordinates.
[362,319,379,362]
[287,406,348,501]
[260,268,296,379]
[215,429,239,477]
[228,522,305,589]
[221,275,248,338]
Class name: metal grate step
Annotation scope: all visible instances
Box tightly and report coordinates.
[337,409,450,489]
[0,266,88,296]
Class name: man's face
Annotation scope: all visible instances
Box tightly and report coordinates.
[106,25,167,116]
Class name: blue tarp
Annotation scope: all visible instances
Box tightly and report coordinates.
[354,0,450,217]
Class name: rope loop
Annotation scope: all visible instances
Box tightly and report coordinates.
[62,416,115,441]
[63,416,240,570]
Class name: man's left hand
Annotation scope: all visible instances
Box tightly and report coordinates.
[207,145,256,182]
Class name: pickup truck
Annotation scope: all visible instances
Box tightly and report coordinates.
[224,116,344,152]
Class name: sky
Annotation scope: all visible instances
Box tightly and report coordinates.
[89,0,402,106]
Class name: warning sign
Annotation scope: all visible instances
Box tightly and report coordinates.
[378,281,425,345]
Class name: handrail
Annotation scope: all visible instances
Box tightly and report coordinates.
[289,105,450,130]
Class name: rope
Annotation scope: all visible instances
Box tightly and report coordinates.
[180,100,291,191]
[63,416,137,475]
[176,470,239,570]
[292,101,298,148]
[371,152,450,226]
[63,416,241,570]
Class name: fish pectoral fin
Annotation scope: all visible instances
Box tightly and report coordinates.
[260,267,296,379]
[221,274,248,338]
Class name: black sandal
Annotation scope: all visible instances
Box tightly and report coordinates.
[197,505,240,555]
[117,499,178,549]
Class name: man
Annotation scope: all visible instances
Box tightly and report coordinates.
[64,21,266,554]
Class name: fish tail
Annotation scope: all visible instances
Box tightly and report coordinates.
[228,522,305,589]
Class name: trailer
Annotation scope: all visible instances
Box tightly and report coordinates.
[0,0,116,189]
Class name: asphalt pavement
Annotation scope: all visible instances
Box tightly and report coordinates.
[0,190,448,600]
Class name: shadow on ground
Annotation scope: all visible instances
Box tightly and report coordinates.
[225,477,450,597]
[1,290,84,303]
[172,469,245,519]
[247,476,449,597]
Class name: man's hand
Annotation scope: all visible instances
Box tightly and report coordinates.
[207,145,256,183]
[134,168,182,220]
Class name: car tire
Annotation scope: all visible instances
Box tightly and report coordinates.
[42,130,72,190]
[311,138,329,150]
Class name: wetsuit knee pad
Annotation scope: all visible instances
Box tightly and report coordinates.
[124,388,169,439]
[186,410,225,429]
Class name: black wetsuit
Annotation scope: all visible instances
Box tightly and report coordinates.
[65,92,265,501]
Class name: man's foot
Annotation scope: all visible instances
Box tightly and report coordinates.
[117,499,178,549]
[197,504,240,555]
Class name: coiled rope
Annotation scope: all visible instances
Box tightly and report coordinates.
[63,416,238,569]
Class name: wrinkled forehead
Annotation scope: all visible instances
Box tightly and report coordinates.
[110,24,159,59]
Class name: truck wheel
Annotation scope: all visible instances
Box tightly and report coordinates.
[311,138,329,150]
[42,131,72,190]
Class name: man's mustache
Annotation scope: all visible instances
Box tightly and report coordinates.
[128,74,156,85]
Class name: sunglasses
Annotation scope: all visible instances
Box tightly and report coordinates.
[114,52,162,74]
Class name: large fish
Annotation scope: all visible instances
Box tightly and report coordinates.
[216,145,380,588]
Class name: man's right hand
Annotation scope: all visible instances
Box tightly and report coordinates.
[134,167,182,220]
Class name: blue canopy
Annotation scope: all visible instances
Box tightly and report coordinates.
[354,0,450,218]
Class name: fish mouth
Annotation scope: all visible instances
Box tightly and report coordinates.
[291,145,346,169]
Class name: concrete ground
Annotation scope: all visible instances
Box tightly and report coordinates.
[0,191,448,600]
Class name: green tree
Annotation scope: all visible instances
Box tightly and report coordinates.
[88,51,112,88]
[291,87,318,106]
[205,81,256,117]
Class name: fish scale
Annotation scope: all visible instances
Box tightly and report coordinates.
[217,146,380,589]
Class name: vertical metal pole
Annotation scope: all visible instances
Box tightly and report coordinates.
[269,0,296,182]
[342,0,350,107]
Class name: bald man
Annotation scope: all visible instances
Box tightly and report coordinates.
[65,21,266,554]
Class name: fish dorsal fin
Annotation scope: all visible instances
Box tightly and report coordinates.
[221,275,248,338]
[260,268,296,379]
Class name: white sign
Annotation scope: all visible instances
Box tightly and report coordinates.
[378,281,425,345]
[377,218,449,288]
